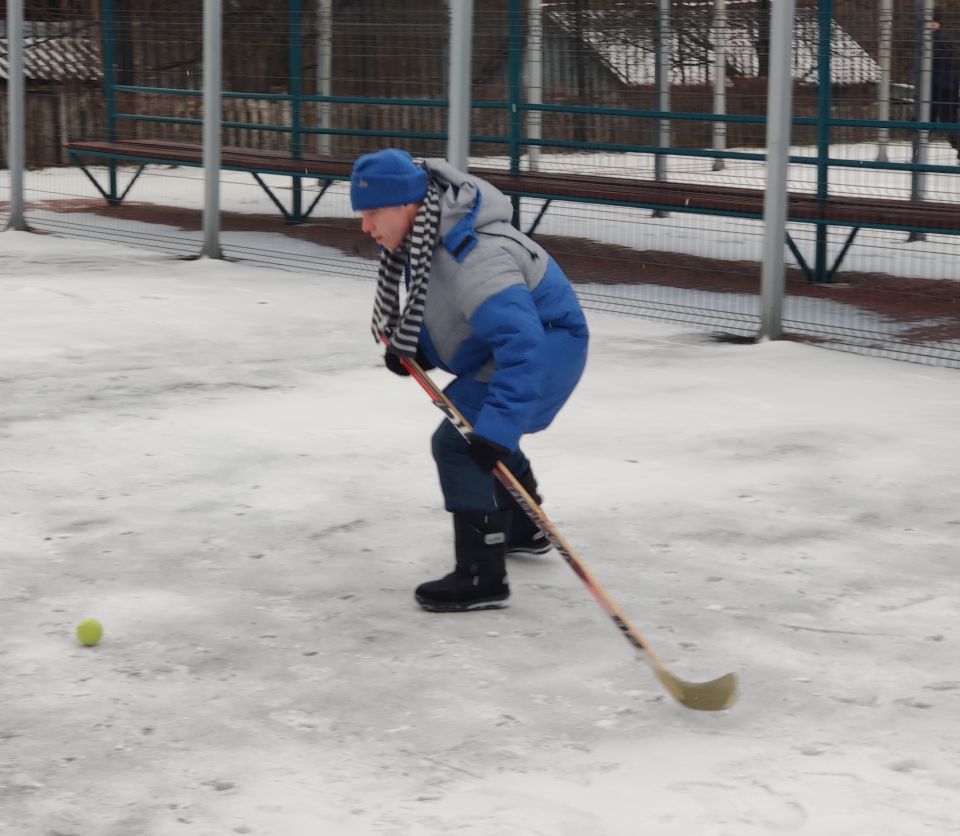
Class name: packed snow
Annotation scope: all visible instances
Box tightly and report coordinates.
[2,231,958,836]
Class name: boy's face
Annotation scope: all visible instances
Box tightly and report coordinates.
[359,204,418,252]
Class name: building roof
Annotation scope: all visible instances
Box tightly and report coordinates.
[0,35,102,83]
[547,7,880,87]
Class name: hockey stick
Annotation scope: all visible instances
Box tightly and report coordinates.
[390,344,738,711]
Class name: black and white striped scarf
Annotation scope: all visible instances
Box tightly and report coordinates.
[370,177,443,357]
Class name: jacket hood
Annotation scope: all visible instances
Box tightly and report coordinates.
[423,158,515,262]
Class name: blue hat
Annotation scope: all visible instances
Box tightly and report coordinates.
[350,149,428,211]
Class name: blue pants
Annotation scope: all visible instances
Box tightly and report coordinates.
[431,420,531,512]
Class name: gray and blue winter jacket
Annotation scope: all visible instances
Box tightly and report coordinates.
[415,159,589,452]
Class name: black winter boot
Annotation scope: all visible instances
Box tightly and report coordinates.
[415,511,510,613]
[495,468,552,558]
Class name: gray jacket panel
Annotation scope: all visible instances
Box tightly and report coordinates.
[421,159,550,368]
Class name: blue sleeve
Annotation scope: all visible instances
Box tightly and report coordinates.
[467,284,546,451]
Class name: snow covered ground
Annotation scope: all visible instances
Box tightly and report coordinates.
[2,231,959,836]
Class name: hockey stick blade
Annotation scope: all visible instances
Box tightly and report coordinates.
[387,340,739,711]
[657,670,739,712]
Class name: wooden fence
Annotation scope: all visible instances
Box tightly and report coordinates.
[0,87,105,168]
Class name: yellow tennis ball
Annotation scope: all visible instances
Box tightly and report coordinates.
[76,618,103,647]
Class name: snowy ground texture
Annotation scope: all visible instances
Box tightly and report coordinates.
[2,232,959,836]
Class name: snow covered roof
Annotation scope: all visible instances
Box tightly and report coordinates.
[0,36,102,83]
[547,8,880,87]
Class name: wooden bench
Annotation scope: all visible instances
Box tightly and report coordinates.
[66,138,960,281]
[67,139,357,224]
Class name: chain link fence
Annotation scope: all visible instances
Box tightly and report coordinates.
[2,0,959,368]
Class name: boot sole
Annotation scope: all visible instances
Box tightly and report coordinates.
[416,594,509,613]
[507,543,552,558]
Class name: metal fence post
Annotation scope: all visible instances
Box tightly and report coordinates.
[447,0,473,172]
[654,0,671,188]
[909,0,934,243]
[4,0,27,231]
[758,0,796,341]
[876,0,893,162]
[316,0,333,155]
[289,0,303,221]
[711,0,727,172]
[101,0,119,203]
[813,0,833,283]
[201,0,223,259]
[525,0,543,173]
[507,0,522,227]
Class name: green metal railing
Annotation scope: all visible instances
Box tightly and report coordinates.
[92,0,959,278]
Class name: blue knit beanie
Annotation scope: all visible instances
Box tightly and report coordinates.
[350,149,429,211]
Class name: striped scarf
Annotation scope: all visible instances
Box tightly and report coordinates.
[370,177,443,357]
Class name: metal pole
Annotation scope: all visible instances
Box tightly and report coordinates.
[5,0,27,231]
[289,0,303,220]
[654,0,671,185]
[909,0,933,239]
[526,0,543,172]
[712,0,727,171]
[447,0,473,172]
[316,0,333,155]
[758,0,796,341]
[876,0,893,161]
[507,0,522,226]
[101,0,119,202]
[201,0,223,258]
[813,0,833,282]
[101,0,117,142]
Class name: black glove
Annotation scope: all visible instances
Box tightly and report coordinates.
[384,347,436,376]
[384,351,410,376]
[467,434,509,472]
